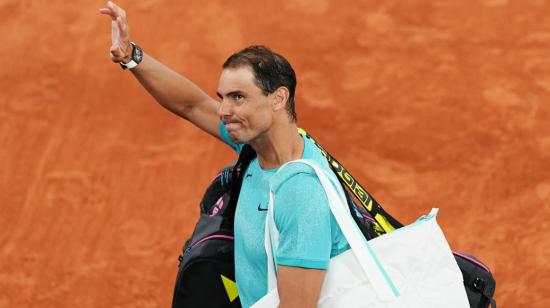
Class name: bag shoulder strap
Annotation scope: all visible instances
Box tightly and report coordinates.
[225,144,257,221]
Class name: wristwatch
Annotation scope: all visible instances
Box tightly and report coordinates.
[119,42,143,70]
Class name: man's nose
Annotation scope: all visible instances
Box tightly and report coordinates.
[218,99,232,118]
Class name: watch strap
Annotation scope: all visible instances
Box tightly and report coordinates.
[120,59,138,70]
[119,42,142,70]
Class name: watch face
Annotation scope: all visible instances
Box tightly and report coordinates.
[133,44,143,63]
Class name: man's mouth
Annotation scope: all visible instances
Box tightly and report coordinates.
[225,122,241,131]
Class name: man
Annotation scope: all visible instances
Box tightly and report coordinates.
[100,2,350,307]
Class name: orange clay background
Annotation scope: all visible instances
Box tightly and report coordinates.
[1,0,549,307]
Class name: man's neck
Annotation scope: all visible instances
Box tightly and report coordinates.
[250,123,304,170]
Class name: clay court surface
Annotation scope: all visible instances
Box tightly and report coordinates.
[1,0,549,306]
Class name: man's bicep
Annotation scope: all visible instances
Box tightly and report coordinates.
[277,265,325,307]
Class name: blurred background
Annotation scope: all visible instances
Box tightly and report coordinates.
[1,0,549,306]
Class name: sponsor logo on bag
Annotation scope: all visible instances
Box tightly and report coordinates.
[220,275,239,302]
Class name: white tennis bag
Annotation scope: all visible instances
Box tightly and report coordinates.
[251,159,469,308]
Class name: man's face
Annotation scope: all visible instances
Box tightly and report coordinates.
[217,67,273,144]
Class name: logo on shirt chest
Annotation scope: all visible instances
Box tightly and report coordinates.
[257,202,268,211]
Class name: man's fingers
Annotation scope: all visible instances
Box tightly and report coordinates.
[99,2,126,20]
[111,49,121,58]
[98,8,111,14]
[102,1,131,63]
[110,45,123,61]
[115,16,129,40]
[109,42,131,63]
[107,1,127,20]
[99,7,116,20]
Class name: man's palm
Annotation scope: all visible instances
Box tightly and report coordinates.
[100,1,131,63]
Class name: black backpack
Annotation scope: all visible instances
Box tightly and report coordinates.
[454,252,497,308]
[171,145,255,308]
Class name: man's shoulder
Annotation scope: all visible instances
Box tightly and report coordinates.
[303,136,332,167]
[269,159,328,195]
[268,135,331,194]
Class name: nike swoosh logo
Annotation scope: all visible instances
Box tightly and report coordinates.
[257,203,268,211]
[245,173,252,178]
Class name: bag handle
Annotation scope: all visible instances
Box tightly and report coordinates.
[265,159,400,301]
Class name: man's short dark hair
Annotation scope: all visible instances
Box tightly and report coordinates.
[223,45,297,122]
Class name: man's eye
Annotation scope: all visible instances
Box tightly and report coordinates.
[234,94,244,101]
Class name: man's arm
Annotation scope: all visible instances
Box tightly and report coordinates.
[129,53,222,139]
[99,1,221,140]
[269,168,345,307]
[277,266,325,308]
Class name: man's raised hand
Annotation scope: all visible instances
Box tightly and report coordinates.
[99,1,132,64]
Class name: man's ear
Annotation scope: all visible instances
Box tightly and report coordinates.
[272,86,290,111]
